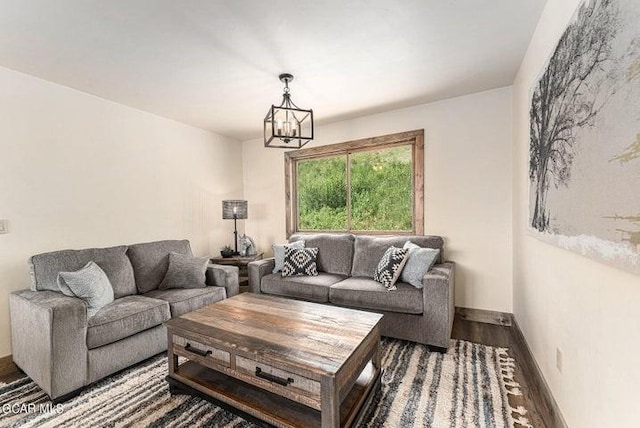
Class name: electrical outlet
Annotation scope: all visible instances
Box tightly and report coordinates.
[0,219,7,234]
[556,348,563,373]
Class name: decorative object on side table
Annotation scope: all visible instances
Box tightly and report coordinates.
[210,252,263,293]
[220,245,234,258]
[239,234,257,256]
[222,200,248,255]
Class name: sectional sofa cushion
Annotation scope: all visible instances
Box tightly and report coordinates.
[260,272,346,303]
[351,235,444,278]
[329,277,423,314]
[57,261,115,317]
[86,295,170,349]
[127,240,192,294]
[29,245,137,298]
[145,287,226,317]
[289,233,354,276]
[158,252,208,290]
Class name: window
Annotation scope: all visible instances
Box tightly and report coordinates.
[285,130,424,236]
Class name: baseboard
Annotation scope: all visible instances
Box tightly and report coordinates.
[0,354,19,377]
[511,317,568,428]
[455,307,513,326]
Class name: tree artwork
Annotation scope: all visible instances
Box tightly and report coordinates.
[530,0,619,231]
[529,0,640,275]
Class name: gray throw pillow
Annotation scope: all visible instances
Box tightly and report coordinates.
[272,240,305,273]
[282,247,319,277]
[158,252,209,290]
[401,241,441,288]
[57,261,115,317]
[373,246,409,290]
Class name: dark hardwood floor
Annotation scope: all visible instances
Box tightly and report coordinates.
[1,314,557,427]
[0,370,24,385]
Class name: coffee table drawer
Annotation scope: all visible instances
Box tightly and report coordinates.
[173,335,231,368]
[236,356,321,401]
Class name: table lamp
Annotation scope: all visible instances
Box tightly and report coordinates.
[222,200,248,255]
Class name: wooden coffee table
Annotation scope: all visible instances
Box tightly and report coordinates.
[165,293,383,428]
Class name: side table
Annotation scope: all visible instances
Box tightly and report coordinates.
[210,253,264,293]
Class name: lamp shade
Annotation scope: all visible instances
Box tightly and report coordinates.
[222,200,248,219]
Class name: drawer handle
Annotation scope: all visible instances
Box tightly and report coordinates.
[184,343,212,357]
[255,367,294,386]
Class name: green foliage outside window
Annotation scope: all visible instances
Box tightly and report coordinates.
[297,146,412,231]
[350,147,412,231]
[297,156,347,230]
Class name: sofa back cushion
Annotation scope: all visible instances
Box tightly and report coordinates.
[127,240,192,294]
[351,235,444,278]
[29,245,137,298]
[289,233,354,276]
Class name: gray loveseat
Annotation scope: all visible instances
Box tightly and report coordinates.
[248,233,455,350]
[9,239,239,401]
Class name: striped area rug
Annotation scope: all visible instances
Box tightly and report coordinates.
[0,339,531,427]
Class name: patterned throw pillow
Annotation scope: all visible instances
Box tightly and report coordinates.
[282,247,319,277]
[373,246,409,290]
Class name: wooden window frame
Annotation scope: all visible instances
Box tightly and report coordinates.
[285,129,424,237]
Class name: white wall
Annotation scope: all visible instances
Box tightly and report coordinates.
[512,1,640,427]
[243,87,513,313]
[0,66,243,358]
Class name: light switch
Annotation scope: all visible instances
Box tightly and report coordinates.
[0,219,8,234]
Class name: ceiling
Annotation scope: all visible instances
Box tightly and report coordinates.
[0,0,547,141]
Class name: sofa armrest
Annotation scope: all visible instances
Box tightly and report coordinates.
[206,264,240,298]
[248,258,275,294]
[421,261,455,348]
[10,289,88,400]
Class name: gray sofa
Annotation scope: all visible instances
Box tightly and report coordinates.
[248,234,455,350]
[9,239,239,401]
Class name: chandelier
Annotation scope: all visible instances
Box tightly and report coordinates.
[263,73,314,149]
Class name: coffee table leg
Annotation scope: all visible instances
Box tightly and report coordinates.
[373,340,381,372]
[321,375,340,428]
[167,333,177,376]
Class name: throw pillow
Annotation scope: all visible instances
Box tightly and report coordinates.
[272,240,305,273]
[57,261,115,317]
[282,247,319,277]
[401,241,441,288]
[158,252,209,290]
[373,246,409,290]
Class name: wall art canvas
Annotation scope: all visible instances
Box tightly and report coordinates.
[529,0,640,274]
